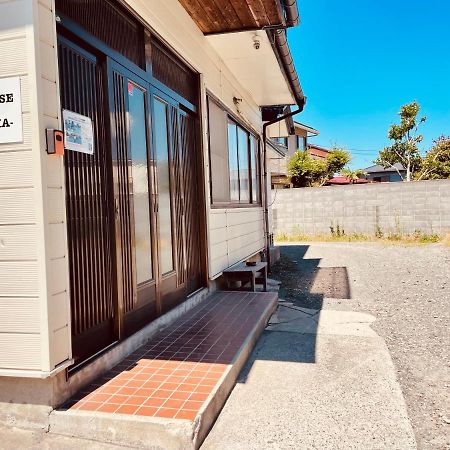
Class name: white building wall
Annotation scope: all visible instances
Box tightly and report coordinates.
[36,0,71,371]
[0,0,42,372]
[0,0,70,374]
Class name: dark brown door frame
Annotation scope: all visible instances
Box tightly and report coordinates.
[107,58,160,338]
[57,34,118,368]
[57,11,209,368]
[195,85,210,290]
[150,87,186,313]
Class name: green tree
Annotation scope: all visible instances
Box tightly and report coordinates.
[288,147,351,187]
[326,148,351,176]
[375,101,426,181]
[340,168,367,183]
[287,150,328,187]
[417,136,450,180]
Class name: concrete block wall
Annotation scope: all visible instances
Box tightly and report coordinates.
[272,179,450,236]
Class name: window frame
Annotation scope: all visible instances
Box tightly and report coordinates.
[273,136,288,147]
[207,95,262,209]
[296,135,307,151]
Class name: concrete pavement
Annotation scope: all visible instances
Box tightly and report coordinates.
[0,300,418,449]
[201,303,417,450]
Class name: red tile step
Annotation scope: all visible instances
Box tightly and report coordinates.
[49,291,278,449]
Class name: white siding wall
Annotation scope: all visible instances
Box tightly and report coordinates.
[36,0,71,371]
[0,0,70,374]
[126,0,266,277]
[209,208,265,278]
[0,0,41,371]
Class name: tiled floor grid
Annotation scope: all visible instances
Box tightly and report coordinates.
[66,291,273,421]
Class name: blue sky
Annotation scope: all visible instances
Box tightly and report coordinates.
[289,0,450,169]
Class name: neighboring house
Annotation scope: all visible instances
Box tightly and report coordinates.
[325,176,369,186]
[0,0,305,422]
[268,121,319,188]
[365,163,406,182]
[307,143,330,160]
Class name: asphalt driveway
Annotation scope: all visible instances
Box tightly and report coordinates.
[271,242,450,450]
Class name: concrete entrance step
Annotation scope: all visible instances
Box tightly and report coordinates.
[49,291,277,449]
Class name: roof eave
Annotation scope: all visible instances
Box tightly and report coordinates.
[266,28,306,110]
[294,121,319,136]
[282,0,300,27]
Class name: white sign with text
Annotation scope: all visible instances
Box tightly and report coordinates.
[0,77,23,144]
[63,109,94,155]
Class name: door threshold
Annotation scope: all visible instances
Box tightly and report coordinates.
[68,341,119,377]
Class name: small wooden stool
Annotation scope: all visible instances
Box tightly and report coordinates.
[223,262,268,292]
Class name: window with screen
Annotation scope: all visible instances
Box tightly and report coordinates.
[207,97,261,207]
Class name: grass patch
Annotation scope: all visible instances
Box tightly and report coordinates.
[275,229,444,245]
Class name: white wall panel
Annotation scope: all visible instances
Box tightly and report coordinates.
[46,223,66,260]
[41,77,59,118]
[0,150,33,188]
[39,42,57,82]
[0,334,41,370]
[46,187,64,224]
[37,2,54,45]
[208,208,265,277]
[45,154,64,188]
[48,257,67,295]
[49,325,69,368]
[0,225,37,260]
[0,0,43,374]
[0,297,40,333]
[0,188,36,224]
[47,291,68,332]
[0,38,28,76]
[0,261,39,297]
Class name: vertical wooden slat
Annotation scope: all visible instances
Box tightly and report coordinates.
[180,113,202,294]
[56,0,145,68]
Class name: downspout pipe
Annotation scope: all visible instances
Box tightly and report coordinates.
[263,106,302,272]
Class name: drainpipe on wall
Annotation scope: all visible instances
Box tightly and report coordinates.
[262,106,302,272]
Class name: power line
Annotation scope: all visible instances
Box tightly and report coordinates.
[348,148,382,153]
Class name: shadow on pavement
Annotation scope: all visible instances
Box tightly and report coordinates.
[238,244,351,379]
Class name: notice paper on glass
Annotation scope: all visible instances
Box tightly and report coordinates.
[63,109,94,155]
